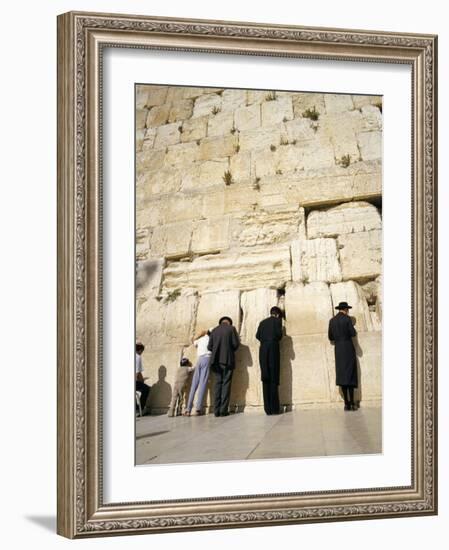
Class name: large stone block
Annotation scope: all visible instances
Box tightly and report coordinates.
[361,105,382,131]
[230,152,251,183]
[352,95,382,110]
[292,93,326,118]
[198,159,230,187]
[240,288,279,344]
[357,131,382,161]
[164,142,200,166]
[338,229,382,280]
[299,137,335,170]
[276,144,304,174]
[136,129,145,152]
[220,89,247,111]
[261,95,293,126]
[239,126,281,152]
[136,227,150,261]
[235,103,261,131]
[180,115,208,142]
[291,238,342,284]
[154,122,181,148]
[136,86,150,109]
[324,93,354,113]
[284,118,316,142]
[137,166,182,196]
[144,86,169,107]
[150,221,194,258]
[141,127,157,150]
[307,201,382,238]
[136,258,165,299]
[280,334,332,405]
[247,90,267,105]
[136,109,147,130]
[330,280,377,331]
[192,93,222,118]
[284,282,333,336]
[201,185,258,218]
[199,135,237,161]
[195,289,241,333]
[207,111,234,137]
[163,246,292,292]
[136,149,165,173]
[232,206,306,247]
[190,217,231,254]
[146,104,171,128]
[168,99,193,122]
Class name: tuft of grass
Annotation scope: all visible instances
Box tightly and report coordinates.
[276,169,283,175]
[234,144,240,153]
[280,136,289,146]
[282,116,289,123]
[196,139,201,146]
[300,275,310,284]
[163,289,181,304]
[211,106,221,115]
[302,106,320,121]
[178,125,183,133]
[265,91,277,101]
[230,125,238,135]
[252,177,261,190]
[270,144,277,152]
[339,154,351,168]
[223,170,233,185]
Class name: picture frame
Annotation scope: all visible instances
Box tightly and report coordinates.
[57,11,437,538]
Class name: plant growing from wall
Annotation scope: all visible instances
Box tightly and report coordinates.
[222,170,234,185]
[211,106,221,115]
[302,106,320,121]
[265,91,277,101]
[163,288,181,304]
[338,154,351,168]
[270,144,277,152]
[252,177,261,190]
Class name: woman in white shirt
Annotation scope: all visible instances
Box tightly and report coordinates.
[184,329,213,416]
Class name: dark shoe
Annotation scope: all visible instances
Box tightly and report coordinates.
[350,403,358,411]
[214,412,220,417]
[344,404,351,411]
[220,412,230,417]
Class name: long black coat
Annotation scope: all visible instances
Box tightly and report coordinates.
[328,312,358,387]
[207,323,240,371]
[256,316,283,385]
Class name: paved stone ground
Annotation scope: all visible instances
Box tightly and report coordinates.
[136,405,382,465]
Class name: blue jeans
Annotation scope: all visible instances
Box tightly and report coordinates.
[186,355,210,412]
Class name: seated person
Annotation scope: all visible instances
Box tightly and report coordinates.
[136,342,150,415]
[167,357,193,417]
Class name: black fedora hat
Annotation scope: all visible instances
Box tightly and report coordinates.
[335,301,352,310]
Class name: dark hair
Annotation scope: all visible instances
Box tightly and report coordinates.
[219,316,233,325]
[180,357,191,367]
[136,343,145,353]
[270,306,283,317]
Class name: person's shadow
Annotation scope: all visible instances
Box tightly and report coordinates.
[148,365,172,414]
[279,331,295,412]
[230,344,252,413]
[353,333,364,407]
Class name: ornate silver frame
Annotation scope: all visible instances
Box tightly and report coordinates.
[57,11,438,538]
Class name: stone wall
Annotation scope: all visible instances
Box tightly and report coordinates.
[136,85,382,413]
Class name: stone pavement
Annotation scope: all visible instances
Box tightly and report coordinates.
[136,404,382,465]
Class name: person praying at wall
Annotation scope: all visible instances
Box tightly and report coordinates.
[183,328,213,416]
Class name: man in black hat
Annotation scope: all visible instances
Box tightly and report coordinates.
[328,302,358,411]
[207,316,240,417]
[256,306,283,415]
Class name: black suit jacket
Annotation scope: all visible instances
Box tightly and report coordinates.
[207,323,240,370]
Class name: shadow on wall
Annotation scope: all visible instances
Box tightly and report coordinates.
[230,344,252,412]
[148,365,172,414]
[279,332,295,411]
[136,260,159,292]
[353,334,364,405]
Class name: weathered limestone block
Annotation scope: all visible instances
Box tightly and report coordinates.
[235,103,261,131]
[136,227,150,261]
[164,142,200,166]
[154,122,181,149]
[282,160,382,207]
[195,290,241,333]
[261,95,294,126]
[239,126,281,152]
[190,217,231,254]
[233,206,306,247]
[198,159,230,187]
[145,86,169,107]
[136,86,150,109]
[137,166,181,196]
[180,115,208,142]
[276,144,303,174]
[230,152,251,182]
[220,89,247,112]
[136,129,145,152]
[247,90,267,105]
[300,137,335,170]
[199,135,238,161]
[291,238,342,284]
[163,246,292,291]
[168,99,193,123]
[360,277,382,327]
[240,288,279,344]
[150,221,193,258]
[251,148,278,178]
[201,186,258,218]
[136,149,165,173]
[338,229,382,280]
[357,131,382,161]
[330,280,375,331]
[280,334,332,404]
[284,118,316,142]
[178,164,201,192]
[230,343,261,409]
[136,258,165,298]
[324,93,354,113]
[361,105,382,131]
[284,282,333,336]
[307,201,382,238]
[136,109,147,130]
[166,87,191,103]
[292,93,326,118]
[146,104,171,128]
[352,95,382,110]
[207,111,234,137]
[192,93,222,118]
[183,87,217,99]
[141,127,157,150]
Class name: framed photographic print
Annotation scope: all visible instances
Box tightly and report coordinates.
[57,11,438,538]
